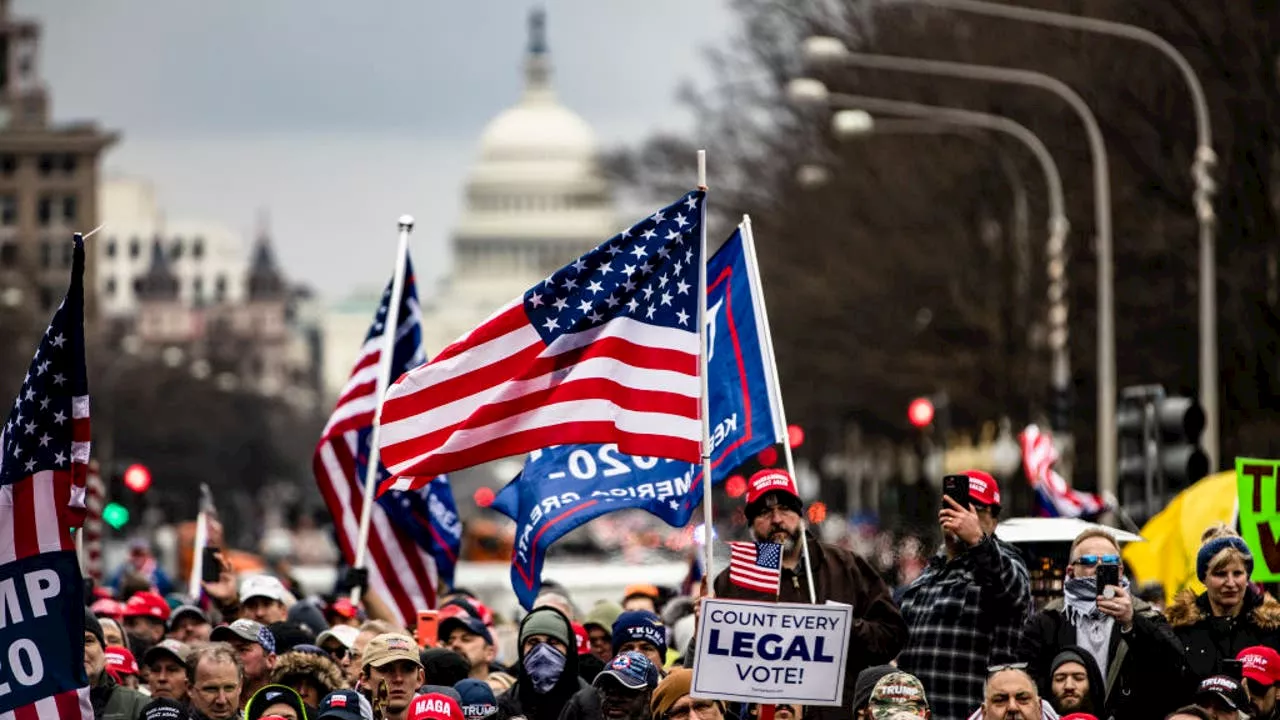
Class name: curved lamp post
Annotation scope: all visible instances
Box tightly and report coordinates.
[904,0,1218,467]
[798,38,1117,496]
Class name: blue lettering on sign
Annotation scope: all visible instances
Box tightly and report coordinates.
[491,230,784,610]
[0,550,86,712]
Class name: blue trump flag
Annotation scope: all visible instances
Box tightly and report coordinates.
[492,227,782,609]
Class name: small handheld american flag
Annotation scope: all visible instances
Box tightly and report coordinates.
[728,541,782,595]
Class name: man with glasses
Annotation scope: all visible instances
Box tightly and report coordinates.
[707,469,906,720]
[187,643,245,720]
[1018,528,1181,720]
[897,470,1031,720]
[1238,646,1280,720]
[651,669,725,720]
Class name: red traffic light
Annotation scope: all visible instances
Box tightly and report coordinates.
[908,397,935,428]
[123,464,151,493]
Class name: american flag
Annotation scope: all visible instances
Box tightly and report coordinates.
[314,254,460,624]
[728,541,782,595]
[1020,424,1107,519]
[378,190,706,492]
[0,234,93,719]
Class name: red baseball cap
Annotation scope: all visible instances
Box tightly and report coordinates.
[91,598,125,622]
[1061,714,1098,720]
[1239,646,1280,685]
[571,622,591,655]
[408,693,464,720]
[123,591,171,622]
[745,469,800,506]
[104,646,139,679]
[961,470,1001,507]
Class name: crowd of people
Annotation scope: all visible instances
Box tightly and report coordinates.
[81,469,1277,720]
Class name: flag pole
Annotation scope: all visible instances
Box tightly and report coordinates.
[696,150,716,596]
[351,215,415,606]
[740,216,816,604]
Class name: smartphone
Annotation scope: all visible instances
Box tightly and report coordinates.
[941,474,971,508]
[1095,563,1121,598]
[415,610,438,648]
[1221,659,1244,681]
[201,546,223,583]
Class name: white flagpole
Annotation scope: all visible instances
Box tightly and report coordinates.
[351,215,415,606]
[696,151,716,595]
[188,484,214,599]
[740,216,817,604]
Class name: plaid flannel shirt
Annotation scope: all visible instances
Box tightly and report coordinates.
[896,535,1031,720]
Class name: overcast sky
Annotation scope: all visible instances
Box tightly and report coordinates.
[20,1,734,300]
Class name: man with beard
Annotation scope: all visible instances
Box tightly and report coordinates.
[1240,646,1280,720]
[707,469,906,720]
[1046,650,1103,717]
[897,471,1031,720]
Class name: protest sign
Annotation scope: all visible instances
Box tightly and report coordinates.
[1237,457,1280,582]
[692,598,851,706]
[492,229,784,609]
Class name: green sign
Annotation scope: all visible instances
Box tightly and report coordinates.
[1237,457,1280,582]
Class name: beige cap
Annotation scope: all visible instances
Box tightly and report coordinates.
[362,633,422,670]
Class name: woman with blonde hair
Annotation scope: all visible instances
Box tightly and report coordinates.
[1168,524,1280,690]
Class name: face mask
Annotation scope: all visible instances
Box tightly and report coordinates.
[1064,575,1097,598]
[524,643,566,694]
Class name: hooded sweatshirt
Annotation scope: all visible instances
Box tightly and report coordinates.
[1046,647,1106,718]
[494,607,589,720]
[270,650,346,702]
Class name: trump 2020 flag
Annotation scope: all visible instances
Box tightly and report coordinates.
[314,254,462,622]
[0,234,93,718]
[378,191,706,493]
[492,228,784,609]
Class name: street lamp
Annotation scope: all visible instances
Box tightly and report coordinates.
[821,96,1072,435]
[797,38,1119,499]
[902,0,1219,468]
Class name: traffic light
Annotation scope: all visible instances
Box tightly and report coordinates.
[1117,385,1208,522]
[102,502,130,530]
[908,397,935,429]
[123,464,151,493]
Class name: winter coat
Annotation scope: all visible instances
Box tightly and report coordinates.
[709,532,907,720]
[897,536,1031,720]
[270,650,346,699]
[495,607,591,720]
[1168,587,1280,698]
[1018,596,1184,720]
[90,671,149,720]
[556,685,601,720]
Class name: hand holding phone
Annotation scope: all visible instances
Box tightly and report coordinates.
[1095,563,1121,600]
[416,611,439,648]
[941,474,971,509]
[201,546,223,584]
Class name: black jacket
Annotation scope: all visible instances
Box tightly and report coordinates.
[1018,596,1183,720]
[495,608,591,720]
[557,686,601,720]
[1168,587,1280,695]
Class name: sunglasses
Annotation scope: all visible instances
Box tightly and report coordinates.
[1071,554,1120,567]
[988,663,1029,675]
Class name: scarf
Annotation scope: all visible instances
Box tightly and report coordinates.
[1063,576,1127,677]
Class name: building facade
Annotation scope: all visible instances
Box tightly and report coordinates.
[0,0,116,316]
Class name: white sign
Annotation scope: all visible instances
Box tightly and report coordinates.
[692,598,852,706]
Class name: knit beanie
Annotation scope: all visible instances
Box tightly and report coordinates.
[611,610,667,657]
[83,606,105,648]
[1197,536,1253,582]
[853,665,896,710]
[520,607,572,650]
[652,669,693,718]
[1051,649,1088,675]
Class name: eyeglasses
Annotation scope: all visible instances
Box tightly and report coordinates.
[665,700,718,720]
[987,663,1029,675]
[1071,554,1120,567]
[323,646,348,660]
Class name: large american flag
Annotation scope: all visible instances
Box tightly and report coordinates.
[314,255,459,624]
[0,234,93,719]
[728,541,782,595]
[378,190,706,492]
[1020,424,1107,519]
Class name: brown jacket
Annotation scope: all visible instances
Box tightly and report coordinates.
[709,532,907,720]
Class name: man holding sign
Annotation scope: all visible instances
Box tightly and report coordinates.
[706,470,906,720]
